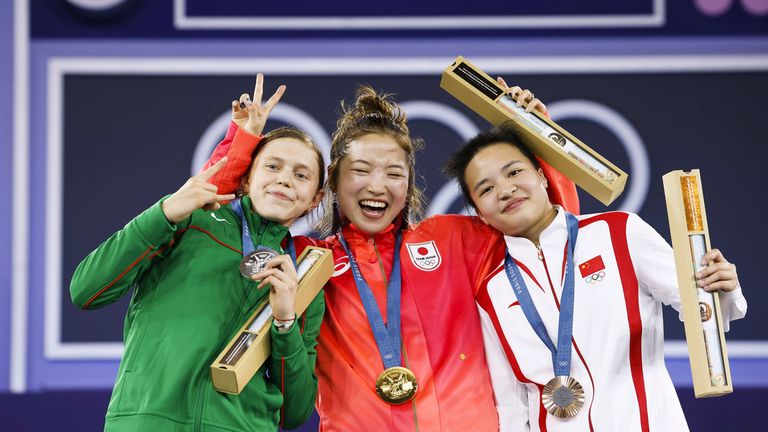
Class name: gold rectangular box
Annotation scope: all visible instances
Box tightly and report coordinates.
[210,246,333,394]
[440,56,628,206]
[663,170,732,398]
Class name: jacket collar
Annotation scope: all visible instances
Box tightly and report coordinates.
[240,196,290,251]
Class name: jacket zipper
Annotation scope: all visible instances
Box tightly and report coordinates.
[193,215,271,431]
[372,236,420,430]
[537,243,561,306]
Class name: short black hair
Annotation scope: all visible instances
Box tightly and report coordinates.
[443,126,539,209]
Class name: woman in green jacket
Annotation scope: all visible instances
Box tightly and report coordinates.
[70,77,325,431]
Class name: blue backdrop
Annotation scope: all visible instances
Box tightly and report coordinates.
[2,0,767,430]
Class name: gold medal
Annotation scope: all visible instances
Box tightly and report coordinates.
[375,366,418,405]
[542,376,584,418]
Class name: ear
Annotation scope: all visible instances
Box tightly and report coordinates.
[537,167,548,188]
[309,190,324,210]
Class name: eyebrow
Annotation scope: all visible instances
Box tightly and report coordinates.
[472,160,523,193]
[349,159,406,170]
[265,156,313,172]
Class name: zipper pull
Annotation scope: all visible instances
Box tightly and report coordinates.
[536,243,544,261]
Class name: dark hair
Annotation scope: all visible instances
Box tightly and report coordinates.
[315,85,425,235]
[241,126,326,194]
[443,126,539,209]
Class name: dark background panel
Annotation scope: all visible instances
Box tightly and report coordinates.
[30,0,768,37]
[186,0,652,17]
[62,71,767,343]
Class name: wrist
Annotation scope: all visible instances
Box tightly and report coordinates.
[273,314,296,332]
[161,198,181,225]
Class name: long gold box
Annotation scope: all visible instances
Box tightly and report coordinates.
[440,56,628,206]
[662,170,732,398]
[210,246,333,394]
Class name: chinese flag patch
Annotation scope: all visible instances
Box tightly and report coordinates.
[578,256,605,278]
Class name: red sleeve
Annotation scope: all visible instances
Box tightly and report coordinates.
[203,125,264,200]
[200,121,239,173]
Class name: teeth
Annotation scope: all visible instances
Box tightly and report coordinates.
[360,200,387,209]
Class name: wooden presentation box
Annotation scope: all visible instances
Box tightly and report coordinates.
[210,246,333,395]
[440,56,628,206]
[663,170,732,398]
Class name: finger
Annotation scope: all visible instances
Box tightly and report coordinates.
[496,76,509,89]
[264,255,297,279]
[697,268,736,287]
[199,157,228,180]
[239,93,252,109]
[701,280,739,293]
[508,86,522,99]
[525,98,542,113]
[517,90,532,107]
[214,193,236,202]
[695,262,733,280]
[252,268,280,280]
[264,85,286,111]
[202,182,219,193]
[258,273,290,290]
[253,73,264,106]
[535,101,548,115]
[701,248,727,266]
[257,275,276,289]
[232,100,240,111]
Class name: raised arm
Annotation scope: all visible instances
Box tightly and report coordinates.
[204,74,286,196]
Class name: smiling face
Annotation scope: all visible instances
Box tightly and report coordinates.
[335,133,409,235]
[464,142,555,241]
[245,137,324,227]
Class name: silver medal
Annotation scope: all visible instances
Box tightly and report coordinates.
[239,246,278,279]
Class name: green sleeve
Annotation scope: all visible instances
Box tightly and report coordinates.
[69,197,188,310]
[268,291,325,429]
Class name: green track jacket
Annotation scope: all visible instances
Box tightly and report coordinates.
[70,196,324,431]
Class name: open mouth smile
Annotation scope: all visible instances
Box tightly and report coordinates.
[359,199,388,218]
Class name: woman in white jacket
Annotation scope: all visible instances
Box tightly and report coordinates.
[443,127,747,432]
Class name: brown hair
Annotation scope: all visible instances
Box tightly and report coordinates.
[315,85,424,235]
[240,126,326,195]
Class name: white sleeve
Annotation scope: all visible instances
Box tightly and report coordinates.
[626,213,747,331]
[478,304,530,432]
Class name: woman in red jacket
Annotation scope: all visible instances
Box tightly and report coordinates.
[205,76,578,431]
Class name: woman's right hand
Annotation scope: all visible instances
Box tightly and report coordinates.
[233,73,286,136]
[497,77,548,114]
[161,157,237,224]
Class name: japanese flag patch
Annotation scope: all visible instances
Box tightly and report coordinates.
[406,241,442,272]
[578,255,606,284]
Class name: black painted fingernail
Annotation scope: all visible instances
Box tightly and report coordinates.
[240,102,246,109]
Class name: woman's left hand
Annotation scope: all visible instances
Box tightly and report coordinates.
[497,77,548,115]
[253,255,298,321]
[696,249,740,293]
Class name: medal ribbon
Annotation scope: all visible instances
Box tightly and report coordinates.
[231,198,296,263]
[338,231,403,369]
[504,213,579,377]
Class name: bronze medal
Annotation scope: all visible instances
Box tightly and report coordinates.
[375,366,418,405]
[239,247,278,279]
[542,376,585,418]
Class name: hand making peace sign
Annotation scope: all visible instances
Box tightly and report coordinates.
[230,73,286,136]
[161,157,237,224]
